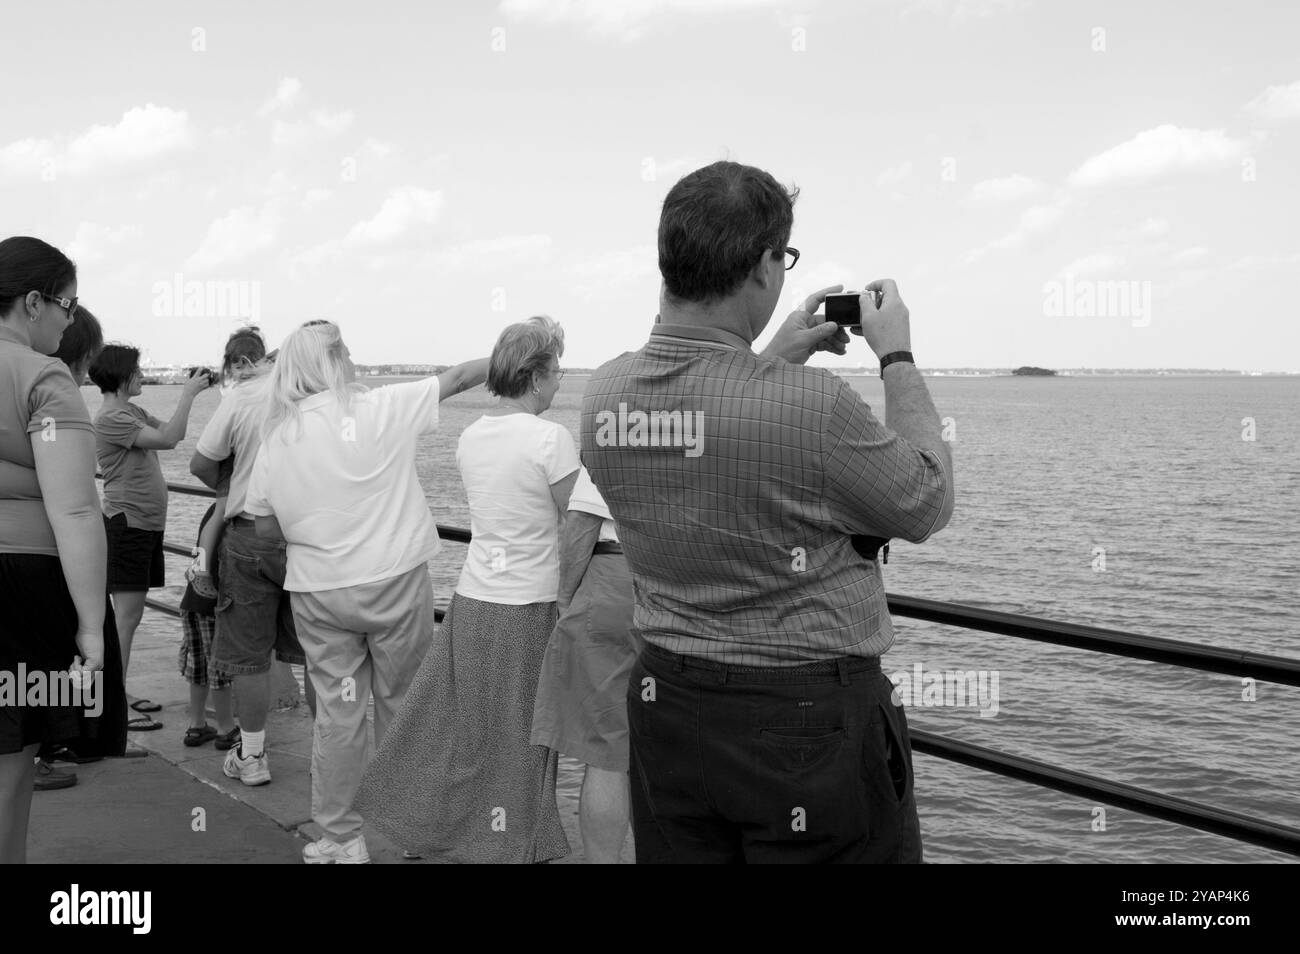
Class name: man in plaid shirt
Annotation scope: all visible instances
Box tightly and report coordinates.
[581,160,954,863]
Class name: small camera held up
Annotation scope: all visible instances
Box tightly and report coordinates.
[824,289,882,328]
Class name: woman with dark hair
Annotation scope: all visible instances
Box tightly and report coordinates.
[88,343,213,726]
[52,305,104,385]
[0,236,117,862]
[0,305,127,789]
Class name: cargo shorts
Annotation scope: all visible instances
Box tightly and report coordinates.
[212,520,305,676]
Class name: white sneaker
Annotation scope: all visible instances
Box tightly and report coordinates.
[222,747,271,786]
[303,835,370,864]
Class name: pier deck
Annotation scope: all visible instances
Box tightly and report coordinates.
[29,608,603,864]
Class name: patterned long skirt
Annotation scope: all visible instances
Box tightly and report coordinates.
[356,593,570,863]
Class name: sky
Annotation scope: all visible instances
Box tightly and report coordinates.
[2,0,1297,371]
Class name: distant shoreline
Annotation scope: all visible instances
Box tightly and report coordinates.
[134,367,1297,384]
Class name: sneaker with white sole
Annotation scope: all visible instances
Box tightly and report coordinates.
[222,747,271,786]
[303,836,370,864]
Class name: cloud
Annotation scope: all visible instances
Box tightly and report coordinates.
[965,174,1045,204]
[184,201,283,272]
[1170,247,1208,264]
[291,187,446,270]
[1055,253,1123,279]
[1225,251,1300,270]
[301,188,333,210]
[500,0,791,41]
[360,137,396,161]
[67,222,142,265]
[901,0,1031,25]
[568,244,657,297]
[1067,125,1250,188]
[1118,217,1169,241]
[782,259,855,309]
[645,156,697,183]
[875,160,914,189]
[951,0,1032,23]
[271,108,355,147]
[962,195,1069,263]
[258,77,303,117]
[1244,80,1300,121]
[0,104,192,178]
[431,234,554,271]
[346,187,444,245]
[0,138,55,177]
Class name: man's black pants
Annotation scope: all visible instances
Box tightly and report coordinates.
[627,643,923,863]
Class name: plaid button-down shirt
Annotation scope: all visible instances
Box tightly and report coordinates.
[580,321,950,666]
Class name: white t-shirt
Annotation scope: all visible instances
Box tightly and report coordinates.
[568,465,618,543]
[244,377,443,592]
[194,375,272,518]
[455,412,580,604]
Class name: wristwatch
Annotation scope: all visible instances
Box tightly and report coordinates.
[879,351,915,376]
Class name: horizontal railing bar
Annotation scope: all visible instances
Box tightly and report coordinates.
[889,594,1300,687]
[144,597,180,618]
[908,729,1300,857]
[136,592,1300,860]
[157,476,1300,687]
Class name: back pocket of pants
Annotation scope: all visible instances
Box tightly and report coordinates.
[757,725,846,774]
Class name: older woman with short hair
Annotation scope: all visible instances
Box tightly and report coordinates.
[358,315,578,864]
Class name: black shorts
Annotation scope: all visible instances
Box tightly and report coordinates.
[105,513,164,592]
[0,553,128,757]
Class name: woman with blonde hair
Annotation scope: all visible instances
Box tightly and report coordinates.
[358,315,578,864]
[245,319,487,864]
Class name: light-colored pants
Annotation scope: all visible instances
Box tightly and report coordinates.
[290,562,435,841]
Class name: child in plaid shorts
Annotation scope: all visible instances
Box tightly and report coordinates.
[178,459,240,750]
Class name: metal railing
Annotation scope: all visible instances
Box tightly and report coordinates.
[148,480,1300,857]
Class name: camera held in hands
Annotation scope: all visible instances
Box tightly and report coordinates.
[186,366,216,385]
[824,289,882,328]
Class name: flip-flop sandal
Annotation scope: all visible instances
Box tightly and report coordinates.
[127,715,163,731]
[184,725,219,747]
[43,745,104,764]
[130,699,162,713]
[214,727,242,751]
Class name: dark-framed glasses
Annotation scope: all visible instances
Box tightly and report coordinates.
[783,247,800,271]
[41,293,79,319]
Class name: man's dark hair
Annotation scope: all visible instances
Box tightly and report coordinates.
[658,161,798,304]
[52,305,104,372]
[0,236,77,315]
[88,343,141,394]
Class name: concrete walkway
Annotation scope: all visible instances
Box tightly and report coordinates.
[29,607,607,864]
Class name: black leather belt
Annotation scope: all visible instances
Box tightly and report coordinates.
[592,541,623,555]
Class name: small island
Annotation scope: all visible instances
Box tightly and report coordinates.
[1012,366,1057,376]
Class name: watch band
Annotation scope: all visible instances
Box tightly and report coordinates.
[879,351,915,376]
